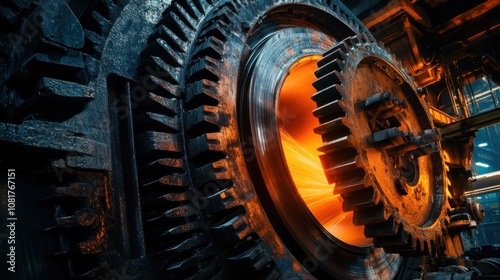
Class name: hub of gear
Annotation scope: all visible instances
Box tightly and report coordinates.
[312,36,451,256]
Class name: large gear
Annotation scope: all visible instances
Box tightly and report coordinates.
[312,36,451,256]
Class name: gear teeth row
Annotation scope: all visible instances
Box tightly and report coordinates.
[135,2,210,279]
[312,36,449,256]
[136,0,277,278]
[313,37,370,201]
[3,1,125,277]
[181,1,278,278]
[42,173,108,277]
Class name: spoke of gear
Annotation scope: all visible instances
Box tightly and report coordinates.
[312,36,452,256]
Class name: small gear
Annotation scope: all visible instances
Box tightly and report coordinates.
[312,36,451,256]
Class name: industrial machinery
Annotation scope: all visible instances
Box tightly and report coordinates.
[0,0,499,279]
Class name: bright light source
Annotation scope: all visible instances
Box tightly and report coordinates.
[476,162,490,168]
[478,143,488,147]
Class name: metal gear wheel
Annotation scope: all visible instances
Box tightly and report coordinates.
[312,36,451,256]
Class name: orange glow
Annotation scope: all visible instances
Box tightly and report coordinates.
[278,56,371,247]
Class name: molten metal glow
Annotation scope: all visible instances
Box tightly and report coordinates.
[278,56,371,247]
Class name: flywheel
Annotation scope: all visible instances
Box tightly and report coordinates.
[312,36,451,256]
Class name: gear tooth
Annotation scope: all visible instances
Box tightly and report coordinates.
[383,234,425,255]
[391,53,397,62]
[143,92,180,115]
[365,216,399,238]
[423,240,431,255]
[351,36,361,45]
[142,191,192,207]
[147,204,198,224]
[311,84,344,106]
[322,41,348,59]
[317,48,346,68]
[322,157,359,176]
[135,112,181,134]
[317,135,350,153]
[361,33,372,43]
[313,70,342,91]
[84,29,105,53]
[187,132,225,160]
[377,40,385,49]
[430,239,440,257]
[315,58,343,78]
[186,56,220,83]
[191,36,224,61]
[139,56,182,85]
[144,75,180,98]
[176,0,204,21]
[374,225,410,247]
[140,172,188,190]
[353,203,389,226]
[159,220,203,240]
[185,79,219,109]
[341,186,379,212]
[330,168,367,193]
[209,214,252,246]
[226,239,274,273]
[164,243,217,272]
[192,0,210,13]
[402,67,409,76]
[136,131,183,163]
[320,147,359,176]
[185,105,220,139]
[152,24,188,52]
[90,11,111,34]
[57,208,98,228]
[101,0,119,15]
[163,233,211,254]
[141,38,184,67]
[158,11,193,41]
[312,99,344,119]
[199,188,241,216]
[313,117,348,137]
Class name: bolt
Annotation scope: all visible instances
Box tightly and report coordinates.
[469,200,485,223]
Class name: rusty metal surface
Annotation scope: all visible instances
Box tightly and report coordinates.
[313,36,452,256]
